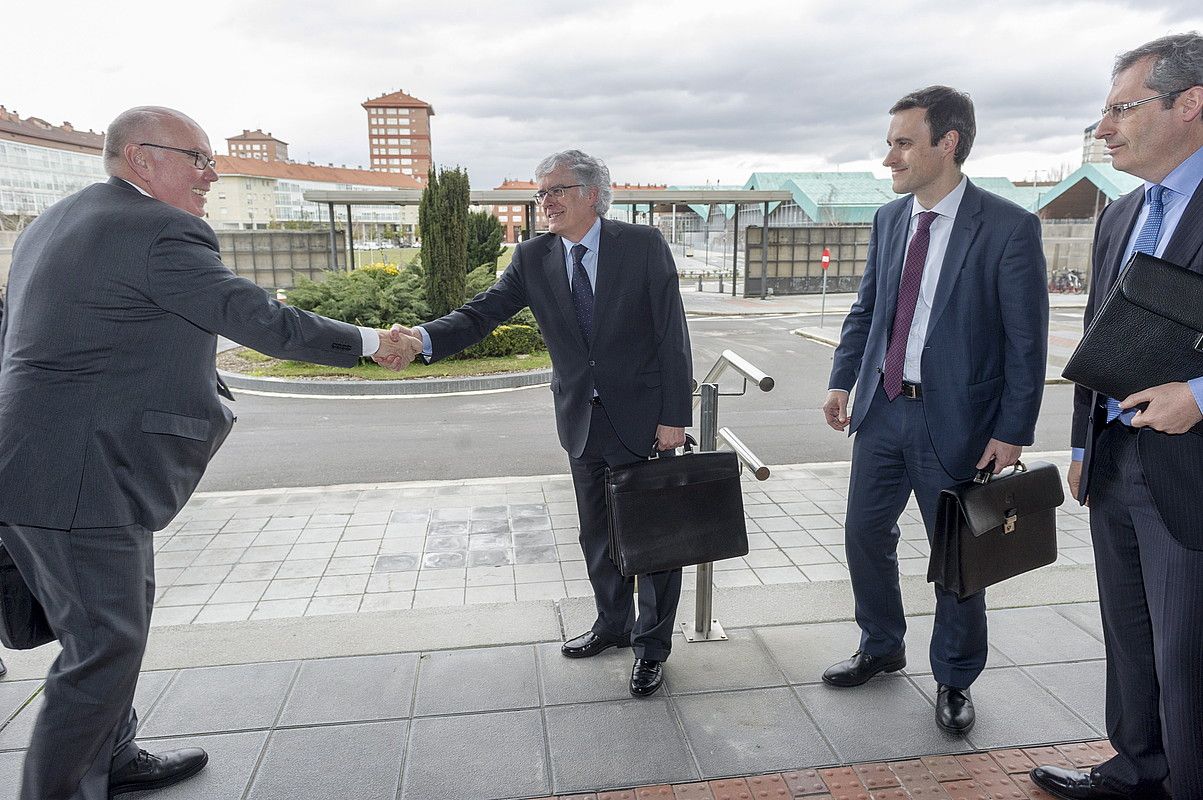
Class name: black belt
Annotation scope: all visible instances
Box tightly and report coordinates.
[900,381,922,399]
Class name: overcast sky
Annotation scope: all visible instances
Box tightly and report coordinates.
[7,1,1202,187]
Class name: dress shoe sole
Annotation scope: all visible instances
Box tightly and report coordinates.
[629,680,663,697]
[109,753,208,797]
[821,656,906,688]
[935,716,975,735]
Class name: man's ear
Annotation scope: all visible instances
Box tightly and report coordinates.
[1180,85,1203,124]
[941,129,960,159]
[125,143,152,180]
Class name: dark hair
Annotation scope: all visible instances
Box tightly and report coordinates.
[1114,33,1203,112]
[890,86,976,165]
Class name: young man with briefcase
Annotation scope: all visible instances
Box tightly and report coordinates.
[822,85,1048,735]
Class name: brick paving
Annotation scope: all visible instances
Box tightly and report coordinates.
[528,741,1115,800]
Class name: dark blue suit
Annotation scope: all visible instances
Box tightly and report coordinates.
[829,180,1048,687]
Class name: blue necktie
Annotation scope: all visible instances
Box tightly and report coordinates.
[570,243,593,342]
[1106,184,1166,423]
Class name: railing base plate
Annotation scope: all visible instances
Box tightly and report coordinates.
[681,620,728,643]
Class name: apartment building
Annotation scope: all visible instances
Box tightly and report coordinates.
[362,90,433,180]
[226,129,289,162]
[0,105,106,217]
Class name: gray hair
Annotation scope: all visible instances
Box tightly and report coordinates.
[1114,32,1203,113]
[534,150,612,216]
[102,106,191,173]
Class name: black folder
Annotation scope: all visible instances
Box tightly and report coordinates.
[1063,252,1203,399]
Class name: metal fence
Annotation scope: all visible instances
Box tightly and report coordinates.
[216,230,346,290]
[743,224,872,296]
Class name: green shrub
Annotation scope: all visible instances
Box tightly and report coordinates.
[285,264,430,329]
[452,324,546,360]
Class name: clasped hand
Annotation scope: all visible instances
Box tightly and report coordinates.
[371,326,423,371]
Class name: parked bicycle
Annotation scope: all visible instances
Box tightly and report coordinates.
[1048,269,1085,294]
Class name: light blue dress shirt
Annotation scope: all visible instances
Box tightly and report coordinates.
[1071,144,1203,461]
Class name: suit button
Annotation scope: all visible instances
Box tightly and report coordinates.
[588,360,596,367]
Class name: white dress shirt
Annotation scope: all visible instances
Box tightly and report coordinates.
[899,176,968,382]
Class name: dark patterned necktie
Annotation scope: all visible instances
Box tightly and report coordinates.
[570,243,593,342]
[882,211,938,400]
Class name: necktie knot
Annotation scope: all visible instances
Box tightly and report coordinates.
[916,210,938,232]
[1147,184,1165,211]
[571,243,588,267]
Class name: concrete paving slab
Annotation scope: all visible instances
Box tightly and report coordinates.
[1051,602,1105,641]
[134,730,269,800]
[674,687,836,778]
[412,644,539,716]
[901,614,1015,676]
[753,620,863,685]
[400,710,547,800]
[536,642,639,705]
[986,606,1107,666]
[140,662,298,737]
[662,629,788,695]
[247,721,407,800]
[794,676,971,762]
[278,653,418,726]
[545,698,699,793]
[1021,660,1108,735]
[0,750,24,799]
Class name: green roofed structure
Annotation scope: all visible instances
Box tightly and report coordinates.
[1036,162,1143,219]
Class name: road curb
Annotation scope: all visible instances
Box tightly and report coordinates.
[218,367,551,396]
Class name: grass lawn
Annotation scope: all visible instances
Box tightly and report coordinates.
[222,346,550,380]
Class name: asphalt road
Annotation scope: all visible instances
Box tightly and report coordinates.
[198,313,1077,492]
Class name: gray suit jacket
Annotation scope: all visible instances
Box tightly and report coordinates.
[829,180,1049,480]
[422,218,692,458]
[0,178,363,531]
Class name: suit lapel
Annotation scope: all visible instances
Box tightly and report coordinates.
[881,202,912,324]
[925,181,983,340]
[1162,180,1203,272]
[543,235,587,350]
[1098,190,1143,292]
[589,219,624,349]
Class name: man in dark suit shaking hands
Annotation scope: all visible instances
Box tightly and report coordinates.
[407,150,693,697]
[0,107,420,800]
[822,86,1048,734]
[1031,34,1203,800]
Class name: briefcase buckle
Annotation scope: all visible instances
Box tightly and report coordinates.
[1003,511,1017,535]
[1195,333,1203,353]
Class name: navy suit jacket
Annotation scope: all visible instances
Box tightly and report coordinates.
[422,218,692,459]
[830,180,1049,481]
[0,178,363,531]
[1072,179,1203,549]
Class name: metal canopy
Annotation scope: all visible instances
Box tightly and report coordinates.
[301,188,793,205]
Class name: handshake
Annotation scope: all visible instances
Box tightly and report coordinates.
[370,325,424,371]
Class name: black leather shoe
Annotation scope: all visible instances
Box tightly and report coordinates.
[0,657,6,679]
[629,658,663,697]
[821,649,906,687]
[561,630,629,659]
[109,748,208,796]
[935,684,975,734]
[1029,765,1168,800]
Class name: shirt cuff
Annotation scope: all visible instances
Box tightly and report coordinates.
[1071,447,1084,462]
[1189,377,1203,415]
[827,388,849,393]
[359,327,379,357]
[415,325,433,358]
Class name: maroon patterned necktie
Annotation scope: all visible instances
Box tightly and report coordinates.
[882,211,938,401]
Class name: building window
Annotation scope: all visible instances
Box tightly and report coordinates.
[386,108,398,115]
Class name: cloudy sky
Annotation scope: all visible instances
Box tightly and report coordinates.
[7,1,1202,187]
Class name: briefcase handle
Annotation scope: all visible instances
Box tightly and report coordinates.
[973,459,1027,485]
[651,433,697,458]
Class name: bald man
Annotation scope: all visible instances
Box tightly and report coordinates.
[0,107,420,799]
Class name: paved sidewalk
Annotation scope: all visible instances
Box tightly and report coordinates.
[0,456,1108,799]
[48,454,1089,629]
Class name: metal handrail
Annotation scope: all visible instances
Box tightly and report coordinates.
[684,350,773,644]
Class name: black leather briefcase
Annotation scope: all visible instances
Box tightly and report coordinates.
[1063,252,1203,400]
[927,461,1063,600]
[606,444,748,577]
[0,541,55,650]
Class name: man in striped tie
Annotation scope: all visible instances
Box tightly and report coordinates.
[822,86,1048,735]
[1031,34,1203,800]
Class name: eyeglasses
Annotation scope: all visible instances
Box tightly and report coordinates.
[1100,88,1192,121]
[138,143,216,170]
[534,184,585,204]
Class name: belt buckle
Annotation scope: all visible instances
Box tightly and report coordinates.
[902,382,920,399]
